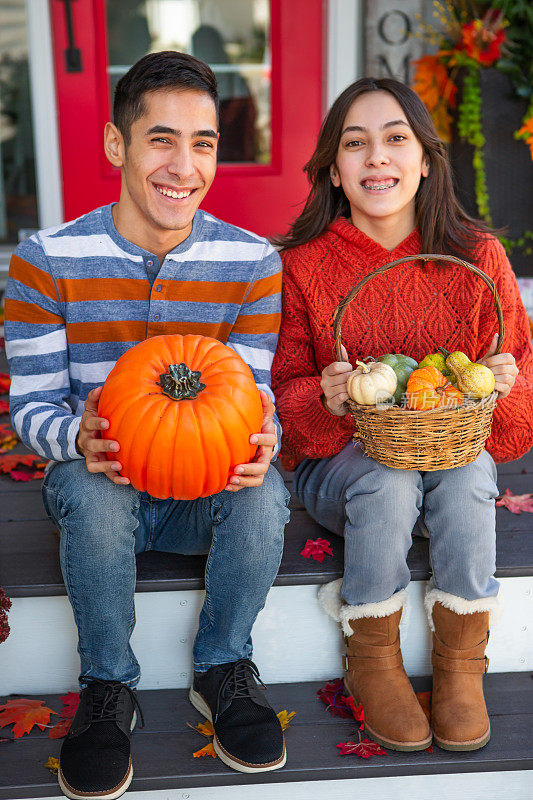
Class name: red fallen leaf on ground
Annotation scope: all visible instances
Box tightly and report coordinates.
[9,470,34,482]
[317,678,353,718]
[0,587,11,644]
[0,373,10,393]
[337,738,387,758]
[0,698,57,739]
[59,692,80,719]
[300,538,333,562]
[416,691,432,724]
[426,745,434,753]
[0,453,47,475]
[342,694,365,728]
[0,400,9,415]
[48,718,72,739]
[0,424,18,453]
[496,488,533,514]
[0,338,5,351]
[193,742,217,758]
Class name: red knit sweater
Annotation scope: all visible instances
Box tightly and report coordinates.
[271,218,533,470]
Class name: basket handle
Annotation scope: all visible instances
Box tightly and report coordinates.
[332,253,504,362]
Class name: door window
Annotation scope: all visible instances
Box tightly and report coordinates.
[106,0,271,164]
[0,0,39,243]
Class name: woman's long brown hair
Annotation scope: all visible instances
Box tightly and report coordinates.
[274,78,493,257]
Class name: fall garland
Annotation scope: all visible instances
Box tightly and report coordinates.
[413,2,533,240]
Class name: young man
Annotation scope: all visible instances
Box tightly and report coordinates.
[5,51,290,798]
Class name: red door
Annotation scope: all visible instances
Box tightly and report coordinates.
[49,0,324,237]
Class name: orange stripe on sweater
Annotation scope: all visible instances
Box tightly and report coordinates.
[163,281,249,305]
[244,272,282,304]
[66,320,148,344]
[56,278,150,302]
[9,255,58,300]
[146,320,233,341]
[232,312,281,335]
[4,297,64,325]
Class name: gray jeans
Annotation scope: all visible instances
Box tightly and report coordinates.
[294,442,500,606]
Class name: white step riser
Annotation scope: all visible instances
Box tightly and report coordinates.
[0,577,531,695]
[42,770,533,800]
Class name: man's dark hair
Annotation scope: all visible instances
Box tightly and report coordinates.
[114,50,219,145]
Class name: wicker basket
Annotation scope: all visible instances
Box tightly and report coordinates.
[332,254,505,471]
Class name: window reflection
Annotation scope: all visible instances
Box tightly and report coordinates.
[106,0,271,164]
[0,0,38,244]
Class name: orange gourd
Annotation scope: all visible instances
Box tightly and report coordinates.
[405,366,464,411]
[98,334,263,500]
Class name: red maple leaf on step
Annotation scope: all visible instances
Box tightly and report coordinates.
[0,453,48,476]
[317,679,353,718]
[0,698,56,739]
[300,538,333,562]
[342,694,365,728]
[496,488,533,514]
[0,400,9,415]
[0,373,10,393]
[59,692,80,719]
[337,738,387,758]
[48,718,72,739]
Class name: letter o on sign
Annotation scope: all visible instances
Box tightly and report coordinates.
[378,11,411,45]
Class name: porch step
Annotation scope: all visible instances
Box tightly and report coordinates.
[2,462,533,597]
[0,675,531,799]
[2,578,532,695]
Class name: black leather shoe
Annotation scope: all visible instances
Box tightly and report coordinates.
[189,659,286,773]
[58,678,144,799]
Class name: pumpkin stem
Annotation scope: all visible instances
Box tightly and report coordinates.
[437,347,450,358]
[355,360,371,373]
[158,363,206,400]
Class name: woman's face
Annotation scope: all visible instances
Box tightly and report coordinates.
[331,91,429,233]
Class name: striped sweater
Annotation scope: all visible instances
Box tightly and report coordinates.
[4,204,282,462]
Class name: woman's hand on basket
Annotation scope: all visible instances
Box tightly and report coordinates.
[321,344,353,416]
[477,333,519,399]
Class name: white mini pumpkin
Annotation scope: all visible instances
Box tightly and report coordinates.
[346,360,397,405]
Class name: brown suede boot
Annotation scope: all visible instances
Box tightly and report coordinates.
[430,601,491,751]
[344,608,432,751]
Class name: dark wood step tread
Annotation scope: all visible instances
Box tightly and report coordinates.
[0,673,531,798]
[2,454,533,596]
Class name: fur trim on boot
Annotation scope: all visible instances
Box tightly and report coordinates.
[424,582,501,632]
[318,580,408,637]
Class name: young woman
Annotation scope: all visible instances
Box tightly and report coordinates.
[271,78,533,753]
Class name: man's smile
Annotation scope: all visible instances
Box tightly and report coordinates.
[153,183,197,200]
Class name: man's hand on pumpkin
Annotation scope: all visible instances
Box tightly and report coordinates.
[76,386,130,485]
[224,390,277,491]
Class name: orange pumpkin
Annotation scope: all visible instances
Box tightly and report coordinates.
[98,334,263,500]
[405,366,464,411]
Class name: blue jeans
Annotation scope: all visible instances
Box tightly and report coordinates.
[42,460,290,687]
[294,442,499,606]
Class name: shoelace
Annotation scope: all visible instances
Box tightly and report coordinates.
[79,677,145,728]
[216,659,265,721]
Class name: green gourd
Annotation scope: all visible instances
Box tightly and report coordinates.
[377,354,418,405]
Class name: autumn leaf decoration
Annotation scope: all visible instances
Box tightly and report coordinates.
[0,373,10,394]
[337,737,387,758]
[0,698,56,739]
[0,452,48,481]
[48,692,80,739]
[496,489,533,514]
[300,538,333,562]
[45,756,60,775]
[318,679,380,759]
[317,678,363,721]
[0,587,12,644]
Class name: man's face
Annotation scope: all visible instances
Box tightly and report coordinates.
[113,88,218,244]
